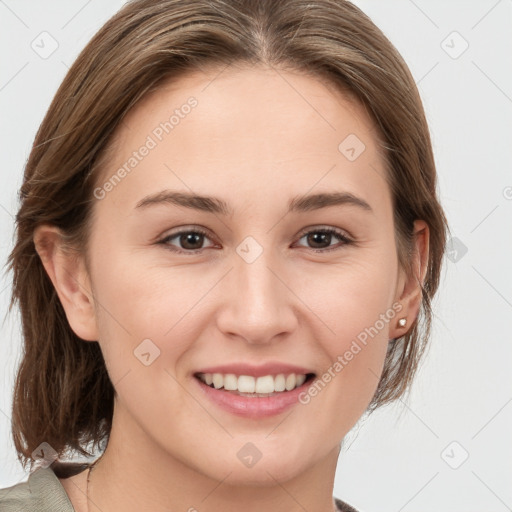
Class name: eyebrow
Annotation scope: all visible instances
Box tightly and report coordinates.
[135,190,373,215]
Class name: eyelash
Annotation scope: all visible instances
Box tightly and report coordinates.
[157,226,353,255]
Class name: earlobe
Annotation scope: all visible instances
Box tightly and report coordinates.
[390,220,430,338]
[33,224,99,342]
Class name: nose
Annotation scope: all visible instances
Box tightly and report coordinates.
[215,247,299,345]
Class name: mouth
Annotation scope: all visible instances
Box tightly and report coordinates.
[192,363,318,418]
[194,372,316,398]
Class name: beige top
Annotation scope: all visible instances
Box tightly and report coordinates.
[0,462,359,511]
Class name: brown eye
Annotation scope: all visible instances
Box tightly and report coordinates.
[296,228,352,252]
[306,231,333,249]
[179,232,205,250]
[159,228,215,254]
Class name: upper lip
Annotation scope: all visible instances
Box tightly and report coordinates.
[194,362,315,378]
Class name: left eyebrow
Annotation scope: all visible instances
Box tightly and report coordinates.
[134,190,373,215]
[288,191,373,214]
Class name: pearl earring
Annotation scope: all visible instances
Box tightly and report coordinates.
[398,318,407,327]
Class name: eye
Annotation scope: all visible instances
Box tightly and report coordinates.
[157,227,216,254]
[294,227,353,252]
[157,225,353,255]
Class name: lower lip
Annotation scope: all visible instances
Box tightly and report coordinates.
[193,375,313,418]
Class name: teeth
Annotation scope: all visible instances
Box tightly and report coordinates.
[255,375,274,394]
[212,373,223,389]
[285,374,296,391]
[238,375,255,393]
[274,374,286,392]
[197,372,310,393]
[224,374,238,391]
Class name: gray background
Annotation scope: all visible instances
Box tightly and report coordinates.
[1,1,511,511]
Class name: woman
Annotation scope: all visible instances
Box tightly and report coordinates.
[0,0,448,511]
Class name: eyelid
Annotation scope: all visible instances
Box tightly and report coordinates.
[295,225,353,241]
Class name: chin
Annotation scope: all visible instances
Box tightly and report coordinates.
[222,461,307,487]
[207,445,315,486]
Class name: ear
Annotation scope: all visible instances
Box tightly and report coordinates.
[33,224,99,342]
[389,220,429,339]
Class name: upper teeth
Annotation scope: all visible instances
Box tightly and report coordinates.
[197,373,308,393]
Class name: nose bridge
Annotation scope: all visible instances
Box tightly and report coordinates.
[216,239,297,344]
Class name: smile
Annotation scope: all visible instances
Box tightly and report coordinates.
[195,372,315,396]
[193,371,317,418]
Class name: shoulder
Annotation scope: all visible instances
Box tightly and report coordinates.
[0,465,359,512]
[0,462,87,512]
[334,496,361,512]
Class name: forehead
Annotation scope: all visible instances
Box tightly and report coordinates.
[94,64,389,214]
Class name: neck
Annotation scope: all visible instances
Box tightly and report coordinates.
[88,406,340,512]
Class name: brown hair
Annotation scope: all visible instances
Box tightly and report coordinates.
[6,0,449,471]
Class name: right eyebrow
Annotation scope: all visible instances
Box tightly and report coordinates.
[135,190,231,215]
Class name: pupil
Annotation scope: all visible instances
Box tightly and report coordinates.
[181,233,203,250]
[308,232,330,248]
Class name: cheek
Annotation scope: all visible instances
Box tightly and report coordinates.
[294,249,399,345]
[91,243,199,333]
[89,254,193,418]
[87,248,187,383]
[292,248,397,400]
[296,262,394,434]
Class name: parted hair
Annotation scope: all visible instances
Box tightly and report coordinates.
[6,0,448,471]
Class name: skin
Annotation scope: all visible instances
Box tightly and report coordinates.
[34,64,429,512]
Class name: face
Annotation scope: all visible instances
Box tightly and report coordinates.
[53,65,419,484]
